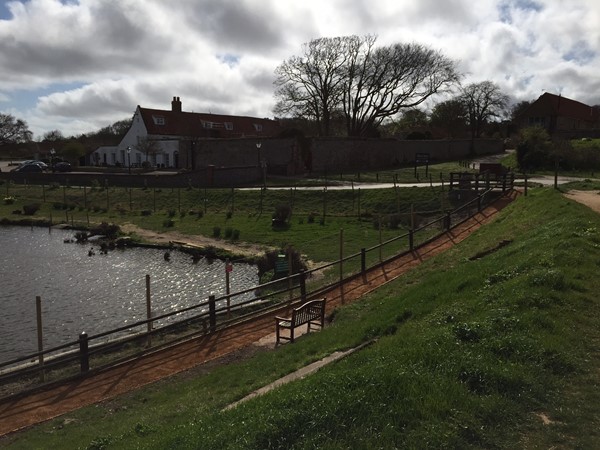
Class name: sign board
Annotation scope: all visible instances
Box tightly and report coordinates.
[415,152,430,163]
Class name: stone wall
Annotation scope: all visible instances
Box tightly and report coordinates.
[189,137,503,175]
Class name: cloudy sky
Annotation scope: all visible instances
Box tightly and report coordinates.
[1,0,599,139]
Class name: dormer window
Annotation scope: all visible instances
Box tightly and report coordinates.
[153,116,165,125]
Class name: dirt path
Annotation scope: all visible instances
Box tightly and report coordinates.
[563,190,600,214]
[0,191,518,437]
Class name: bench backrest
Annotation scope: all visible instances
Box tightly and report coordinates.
[292,299,325,326]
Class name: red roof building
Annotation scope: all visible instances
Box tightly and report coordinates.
[516,92,600,138]
[92,97,281,169]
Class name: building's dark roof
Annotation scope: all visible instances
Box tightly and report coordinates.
[138,98,281,139]
[526,92,599,122]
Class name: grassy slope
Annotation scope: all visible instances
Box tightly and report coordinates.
[3,187,600,449]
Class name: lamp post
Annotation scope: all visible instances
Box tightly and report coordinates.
[127,146,131,174]
[50,148,55,173]
[256,141,261,166]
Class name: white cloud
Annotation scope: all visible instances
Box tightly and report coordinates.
[0,0,599,137]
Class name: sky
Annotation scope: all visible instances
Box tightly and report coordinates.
[1,0,599,140]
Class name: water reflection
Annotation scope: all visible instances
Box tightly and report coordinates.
[0,226,258,362]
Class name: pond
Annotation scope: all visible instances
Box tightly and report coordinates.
[0,225,259,362]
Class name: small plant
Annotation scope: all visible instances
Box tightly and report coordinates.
[307,213,316,223]
[163,219,175,228]
[225,227,233,238]
[232,229,240,240]
[226,211,233,219]
[167,209,176,218]
[22,203,41,215]
[212,226,221,238]
[3,196,16,205]
[141,209,152,216]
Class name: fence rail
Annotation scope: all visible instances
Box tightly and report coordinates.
[0,181,513,399]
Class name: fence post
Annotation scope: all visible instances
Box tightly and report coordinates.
[477,194,482,212]
[299,270,307,302]
[146,274,152,335]
[339,229,344,305]
[209,295,216,331]
[409,229,414,251]
[361,248,366,275]
[36,296,45,382]
[445,212,451,231]
[524,173,528,196]
[79,332,89,373]
[225,259,231,318]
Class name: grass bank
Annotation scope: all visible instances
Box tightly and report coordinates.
[0,183,450,263]
[3,186,599,448]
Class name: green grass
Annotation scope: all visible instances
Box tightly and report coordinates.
[0,182,448,264]
[3,186,600,449]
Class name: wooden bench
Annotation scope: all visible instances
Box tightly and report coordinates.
[275,299,326,344]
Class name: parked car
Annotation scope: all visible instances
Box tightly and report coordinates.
[11,163,44,173]
[53,162,72,172]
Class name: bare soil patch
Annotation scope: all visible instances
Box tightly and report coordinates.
[120,223,274,257]
[564,190,600,214]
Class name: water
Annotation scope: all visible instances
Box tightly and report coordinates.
[0,226,259,362]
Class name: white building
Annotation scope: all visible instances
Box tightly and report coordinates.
[92,97,281,169]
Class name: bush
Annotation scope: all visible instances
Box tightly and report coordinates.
[224,227,233,238]
[22,203,41,215]
[168,210,176,218]
[273,204,292,226]
[141,210,152,216]
[516,127,552,171]
[92,222,120,239]
[163,219,175,228]
[232,229,240,240]
[213,226,221,238]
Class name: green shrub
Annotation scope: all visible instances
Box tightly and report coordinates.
[213,226,221,238]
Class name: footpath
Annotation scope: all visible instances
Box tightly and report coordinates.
[0,191,518,437]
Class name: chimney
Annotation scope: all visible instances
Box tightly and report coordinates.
[171,96,182,113]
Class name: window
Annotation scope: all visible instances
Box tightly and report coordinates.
[224,122,234,130]
[165,153,170,168]
[202,121,213,129]
[253,123,263,132]
[153,116,165,125]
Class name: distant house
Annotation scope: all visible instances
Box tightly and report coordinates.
[92,97,282,169]
[515,92,600,139]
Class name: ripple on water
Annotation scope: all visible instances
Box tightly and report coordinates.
[0,226,258,362]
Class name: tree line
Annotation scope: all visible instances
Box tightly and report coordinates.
[274,34,516,139]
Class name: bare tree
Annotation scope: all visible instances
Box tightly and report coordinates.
[136,137,161,166]
[461,81,509,138]
[274,36,352,136]
[43,129,64,141]
[275,35,460,138]
[342,40,460,137]
[0,113,32,146]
